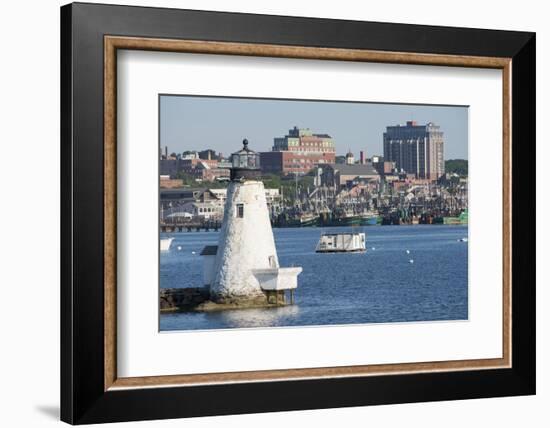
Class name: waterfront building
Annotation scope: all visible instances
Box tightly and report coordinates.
[204,188,281,209]
[207,188,228,204]
[260,126,336,175]
[207,140,302,304]
[160,187,281,221]
[160,188,226,222]
[159,175,184,188]
[192,161,230,182]
[160,188,224,204]
[371,155,396,176]
[159,157,229,182]
[319,163,380,188]
[383,121,445,180]
[160,187,205,205]
[179,201,224,220]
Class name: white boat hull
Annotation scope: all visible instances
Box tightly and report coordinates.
[316,232,366,253]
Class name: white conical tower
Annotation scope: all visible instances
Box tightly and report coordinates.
[210,140,278,302]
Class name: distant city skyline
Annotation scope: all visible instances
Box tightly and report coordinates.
[160,95,468,160]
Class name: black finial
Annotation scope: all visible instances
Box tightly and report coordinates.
[243,138,249,149]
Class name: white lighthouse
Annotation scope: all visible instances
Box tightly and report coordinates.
[204,140,302,306]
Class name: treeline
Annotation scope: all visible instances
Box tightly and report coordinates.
[445,159,468,176]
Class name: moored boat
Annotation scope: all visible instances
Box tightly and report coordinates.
[315,232,366,253]
[275,212,319,227]
[319,211,363,227]
[360,212,382,226]
[443,209,469,225]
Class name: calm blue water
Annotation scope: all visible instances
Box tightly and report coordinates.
[160,225,468,331]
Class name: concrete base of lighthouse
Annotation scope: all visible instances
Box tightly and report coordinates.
[196,266,302,311]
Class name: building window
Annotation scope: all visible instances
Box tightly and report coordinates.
[236,204,244,218]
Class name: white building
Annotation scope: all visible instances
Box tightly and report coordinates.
[205,187,281,208]
[180,201,223,220]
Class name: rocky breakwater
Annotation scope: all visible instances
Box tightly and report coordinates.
[159,288,288,312]
[160,288,209,312]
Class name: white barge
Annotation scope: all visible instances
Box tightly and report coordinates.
[315,232,366,253]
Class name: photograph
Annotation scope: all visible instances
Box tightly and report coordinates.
[158,95,469,331]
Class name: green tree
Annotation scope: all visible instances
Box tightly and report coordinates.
[175,171,195,185]
[261,173,282,189]
[335,155,346,164]
[445,159,468,176]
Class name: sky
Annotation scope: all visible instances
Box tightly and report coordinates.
[160,95,468,160]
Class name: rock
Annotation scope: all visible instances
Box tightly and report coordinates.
[159,287,209,312]
[159,288,289,312]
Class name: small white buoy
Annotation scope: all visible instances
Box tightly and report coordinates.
[191,251,196,255]
[177,246,182,251]
[409,259,414,264]
[406,249,410,254]
[371,247,376,251]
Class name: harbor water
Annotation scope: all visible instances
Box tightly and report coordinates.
[160,225,468,331]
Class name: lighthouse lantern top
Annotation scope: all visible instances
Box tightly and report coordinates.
[230,139,261,180]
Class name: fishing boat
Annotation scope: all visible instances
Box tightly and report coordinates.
[319,210,363,227]
[443,209,469,225]
[160,237,174,251]
[315,232,366,253]
[275,212,319,228]
[360,211,382,226]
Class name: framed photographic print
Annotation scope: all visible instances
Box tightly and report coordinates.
[60,2,536,424]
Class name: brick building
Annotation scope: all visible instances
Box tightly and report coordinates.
[261,126,336,175]
[159,175,184,188]
[371,155,396,176]
[261,151,335,175]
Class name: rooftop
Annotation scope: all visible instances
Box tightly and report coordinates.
[331,163,379,176]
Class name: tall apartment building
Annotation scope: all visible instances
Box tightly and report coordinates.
[383,121,445,180]
[261,126,336,175]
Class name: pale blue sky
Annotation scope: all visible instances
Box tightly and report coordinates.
[160,95,468,160]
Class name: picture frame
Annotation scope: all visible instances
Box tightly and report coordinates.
[61,2,535,424]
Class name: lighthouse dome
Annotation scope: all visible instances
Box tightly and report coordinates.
[230,139,261,181]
